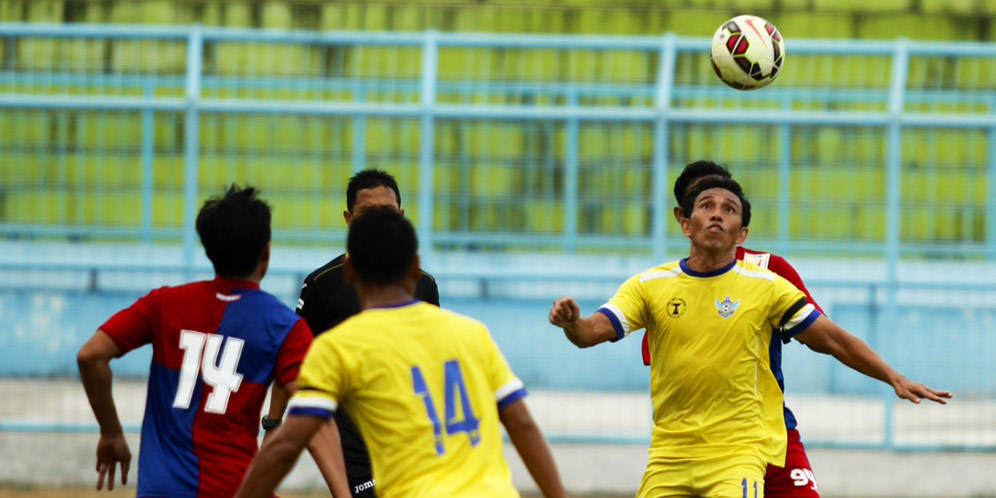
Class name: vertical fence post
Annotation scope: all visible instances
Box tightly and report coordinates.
[564,90,580,253]
[777,121,792,255]
[183,26,204,280]
[881,38,909,449]
[2,35,15,71]
[652,34,677,262]
[141,83,155,244]
[988,124,996,260]
[418,31,438,268]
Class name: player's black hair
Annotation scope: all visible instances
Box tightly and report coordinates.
[347,207,418,286]
[346,169,402,213]
[673,160,733,205]
[681,176,752,228]
[196,184,272,278]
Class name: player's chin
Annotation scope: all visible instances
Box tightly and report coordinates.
[698,235,733,250]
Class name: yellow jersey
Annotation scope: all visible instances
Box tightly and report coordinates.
[287,300,525,498]
[598,258,820,468]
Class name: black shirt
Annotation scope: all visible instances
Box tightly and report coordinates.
[296,253,440,496]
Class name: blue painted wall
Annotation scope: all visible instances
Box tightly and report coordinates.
[1,290,993,397]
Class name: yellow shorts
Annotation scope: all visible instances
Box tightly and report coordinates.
[637,453,765,498]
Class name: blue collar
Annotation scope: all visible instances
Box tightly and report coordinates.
[679,258,737,278]
[370,299,420,310]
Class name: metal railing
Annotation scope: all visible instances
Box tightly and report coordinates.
[1,24,995,451]
[1,24,995,271]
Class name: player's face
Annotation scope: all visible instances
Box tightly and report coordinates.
[344,186,403,226]
[681,188,748,252]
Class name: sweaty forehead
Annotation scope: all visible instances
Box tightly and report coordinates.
[695,187,742,207]
[354,186,399,209]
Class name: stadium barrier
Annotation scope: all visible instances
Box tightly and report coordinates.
[0,24,994,453]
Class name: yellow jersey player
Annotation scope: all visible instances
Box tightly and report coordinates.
[549,176,950,497]
[236,207,567,498]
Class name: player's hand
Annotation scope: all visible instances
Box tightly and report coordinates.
[893,376,953,405]
[548,297,581,328]
[95,432,131,491]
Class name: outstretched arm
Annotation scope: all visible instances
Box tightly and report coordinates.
[77,330,132,491]
[794,315,952,404]
[548,297,618,348]
[500,399,567,498]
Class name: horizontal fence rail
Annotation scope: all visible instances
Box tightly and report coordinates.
[0,24,994,452]
[1,24,994,261]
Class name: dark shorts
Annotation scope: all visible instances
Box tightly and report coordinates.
[764,428,820,497]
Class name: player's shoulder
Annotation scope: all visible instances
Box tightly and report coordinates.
[739,246,798,276]
[634,260,684,283]
[150,279,216,303]
[305,254,347,286]
[358,302,485,334]
[418,267,437,284]
[429,303,487,329]
[232,287,302,330]
[418,304,495,347]
[738,246,775,269]
[732,259,778,282]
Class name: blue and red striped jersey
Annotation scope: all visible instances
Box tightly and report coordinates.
[101,277,312,498]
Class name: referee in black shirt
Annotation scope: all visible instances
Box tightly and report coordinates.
[296,169,439,497]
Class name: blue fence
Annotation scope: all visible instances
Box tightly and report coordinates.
[1,24,995,452]
[2,24,995,264]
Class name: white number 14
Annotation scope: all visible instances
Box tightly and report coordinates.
[173,329,245,414]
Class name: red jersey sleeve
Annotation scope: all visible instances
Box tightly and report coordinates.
[274,318,313,387]
[766,254,825,315]
[99,288,162,355]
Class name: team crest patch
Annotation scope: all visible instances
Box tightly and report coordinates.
[715,296,740,318]
[667,297,686,318]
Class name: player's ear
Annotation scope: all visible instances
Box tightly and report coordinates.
[257,242,271,280]
[399,207,405,217]
[260,241,271,263]
[672,206,683,223]
[343,254,357,284]
[402,255,420,296]
[680,216,693,237]
[343,209,353,227]
[735,226,749,245]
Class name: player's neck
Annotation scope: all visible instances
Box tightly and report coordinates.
[684,247,737,273]
[356,285,415,310]
[217,272,263,285]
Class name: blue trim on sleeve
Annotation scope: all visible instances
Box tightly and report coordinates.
[287,406,334,419]
[596,308,625,342]
[784,309,821,339]
[497,388,528,410]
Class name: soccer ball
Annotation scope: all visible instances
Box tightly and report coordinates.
[710,15,785,90]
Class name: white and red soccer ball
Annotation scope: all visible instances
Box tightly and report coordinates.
[710,15,785,90]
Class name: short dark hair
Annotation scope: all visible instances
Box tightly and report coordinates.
[681,176,752,228]
[347,207,418,286]
[196,184,272,278]
[674,160,733,205]
[346,169,402,213]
